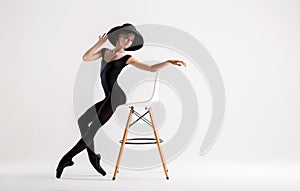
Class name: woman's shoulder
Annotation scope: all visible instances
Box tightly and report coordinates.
[125,56,137,65]
[100,47,108,55]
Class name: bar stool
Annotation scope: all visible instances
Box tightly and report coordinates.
[112,71,169,180]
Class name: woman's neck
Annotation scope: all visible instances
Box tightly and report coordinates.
[112,46,125,54]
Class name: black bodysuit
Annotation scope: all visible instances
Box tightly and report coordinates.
[78,48,131,145]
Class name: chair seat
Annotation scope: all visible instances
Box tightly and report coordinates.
[118,99,156,108]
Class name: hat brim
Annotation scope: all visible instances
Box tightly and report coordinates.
[107,24,144,51]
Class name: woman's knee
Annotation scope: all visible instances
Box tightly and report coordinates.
[77,115,91,136]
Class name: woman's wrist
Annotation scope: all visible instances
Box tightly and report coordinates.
[165,60,174,65]
[97,40,105,46]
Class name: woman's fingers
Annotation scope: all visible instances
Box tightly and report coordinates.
[167,60,187,67]
[98,33,108,43]
[176,60,186,67]
[180,61,187,67]
[102,33,107,38]
[99,33,108,39]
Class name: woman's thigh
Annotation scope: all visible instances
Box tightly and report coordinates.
[77,99,106,135]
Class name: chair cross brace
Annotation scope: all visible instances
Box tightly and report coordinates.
[129,109,152,127]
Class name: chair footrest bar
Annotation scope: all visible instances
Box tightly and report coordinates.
[119,138,163,145]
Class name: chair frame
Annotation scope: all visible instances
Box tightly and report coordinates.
[112,71,169,180]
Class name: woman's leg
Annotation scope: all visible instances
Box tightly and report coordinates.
[56,138,86,178]
[56,100,106,178]
[78,99,106,136]
[76,98,113,176]
[82,97,112,143]
[83,85,127,144]
[77,100,107,176]
[56,84,126,178]
[78,100,106,154]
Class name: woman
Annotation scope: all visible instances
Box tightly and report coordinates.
[56,23,186,179]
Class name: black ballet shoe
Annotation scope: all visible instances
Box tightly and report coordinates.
[90,154,106,176]
[56,157,74,179]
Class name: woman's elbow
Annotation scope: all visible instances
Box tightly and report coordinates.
[149,66,158,72]
[82,55,89,61]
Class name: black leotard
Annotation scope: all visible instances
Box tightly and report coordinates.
[100,48,132,97]
[77,48,131,144]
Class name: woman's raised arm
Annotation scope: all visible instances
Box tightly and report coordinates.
[126,57,186,72]
[82,33,108,61]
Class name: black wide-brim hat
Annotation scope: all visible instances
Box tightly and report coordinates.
[107,23,144,51]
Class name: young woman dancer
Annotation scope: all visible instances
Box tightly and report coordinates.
[56,23,186,178]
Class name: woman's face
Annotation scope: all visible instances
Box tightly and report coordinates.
[117,33,135,49]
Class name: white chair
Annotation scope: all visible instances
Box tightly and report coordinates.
[112,71,169,180]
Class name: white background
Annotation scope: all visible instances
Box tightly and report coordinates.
[0,0,299,190]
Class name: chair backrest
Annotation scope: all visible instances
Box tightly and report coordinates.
[149,71,160,102]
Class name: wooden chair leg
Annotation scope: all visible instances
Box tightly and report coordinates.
[112,107,134,180]
[148,107,169,180]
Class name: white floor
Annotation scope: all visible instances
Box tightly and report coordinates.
[0,156,299,191]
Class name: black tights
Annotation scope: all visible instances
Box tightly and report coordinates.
[61,84,126,160]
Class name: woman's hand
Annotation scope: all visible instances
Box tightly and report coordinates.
[167,60,187,67]
[82,33,108,61]
[98,33,108,44]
